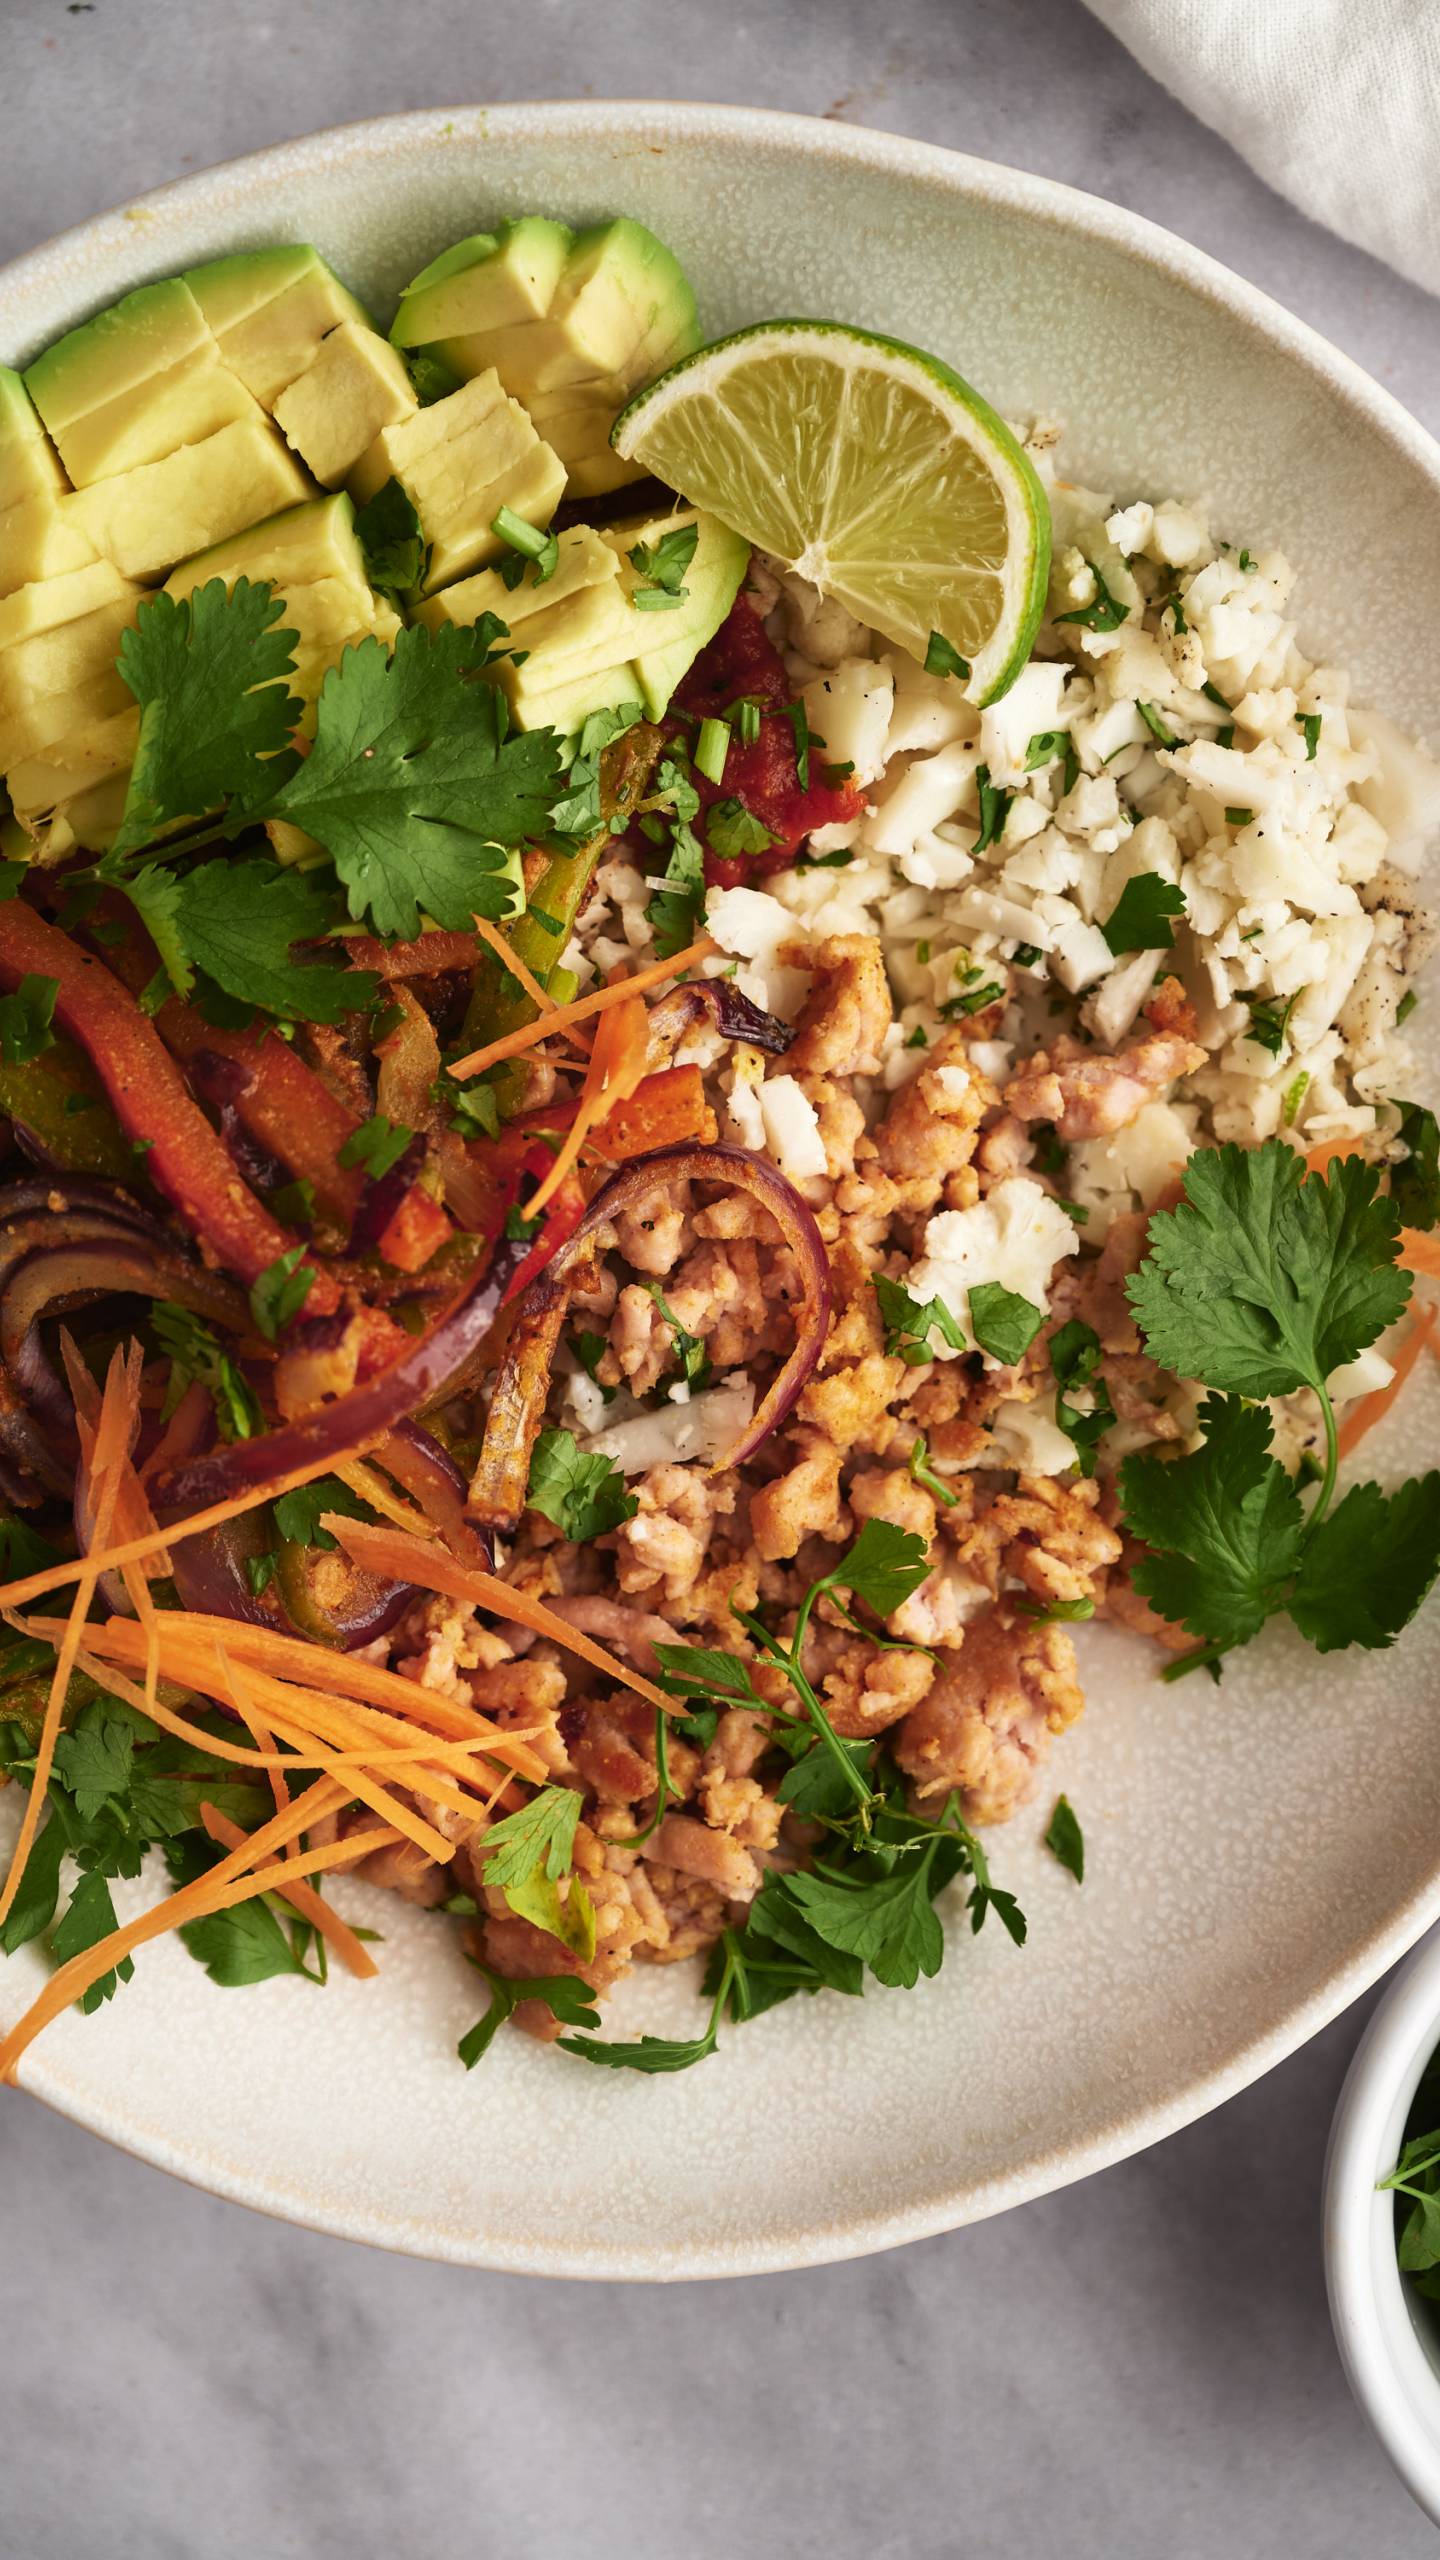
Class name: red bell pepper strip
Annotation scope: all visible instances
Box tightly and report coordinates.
[157,1010,367,1236]
[0,902,341,1314]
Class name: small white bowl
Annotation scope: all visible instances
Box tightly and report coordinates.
[1326,1925,1440,2522]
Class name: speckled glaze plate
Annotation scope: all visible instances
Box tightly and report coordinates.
[3,105,1439,2279]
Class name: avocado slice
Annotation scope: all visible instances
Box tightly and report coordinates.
[68,418,311,581]
[0,367,67,513]
[58,350,262,488]
[273,322,416,490]
[0,490,99,598]
[0,593,140,721]
[26,278,210,440]
[0,558,133,652]
[413,523,619,637]
[186,245,374,409]
[0,668,135,774]
[391,218,572,349]
[349,369,564,593]
[169,491,371,595]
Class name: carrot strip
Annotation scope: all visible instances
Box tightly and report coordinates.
[198,1802,379,1979]
[0,1819,395,2083]
[323,1518,670,1713]
[469,913,559,1019]
[447,935,718,1080]
[331,1455,437,1538]
[522,995,650,1219]
[1401,1231,1440,1278]
[1337,1303,1439,1458]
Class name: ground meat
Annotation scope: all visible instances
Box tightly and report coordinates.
[1144,973,1200,1039]
[611,1174,693,1276]
[986,1474,1124,1607]
[1073,1207,1148,1353]
[798,1352,908,1459]
[874,1030,997,1204]
[1003,1030,1206,1141]
[645,1812,761,1901]
[779,932,892,1074]
[893,1614,1084,1822]
[797,1073,868,1183]
[817,1635,935,1739]
[608,1235,786,1391]
[749,1427,848,1561]
[611,1463,736,1605]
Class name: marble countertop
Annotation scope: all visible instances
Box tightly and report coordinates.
[3,4,1438,2553]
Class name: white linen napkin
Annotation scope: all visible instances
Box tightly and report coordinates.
[1083,0,1440,297]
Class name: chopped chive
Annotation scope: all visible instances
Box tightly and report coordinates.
[694,717,730,785]
[1137,700,1177,747]
[1296,712,1321,760]
[491,505,558,583]
[1398,989,1419,1026]
[1225,806,1254,826]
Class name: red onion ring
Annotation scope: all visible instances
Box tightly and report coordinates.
[0,1237,249,1462]
[376,1418,494,1570]
[647,979,795,1059]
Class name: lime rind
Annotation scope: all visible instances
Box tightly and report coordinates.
[613,318,1051,704]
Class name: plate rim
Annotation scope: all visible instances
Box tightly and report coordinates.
[5,98,1440,2279]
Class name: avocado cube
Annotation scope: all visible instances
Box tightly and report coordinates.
[0,490,99,598]
[0,369,67,513]
[58,349,263,487]
[499,660,646,740]
[0,594,140,722]
[273,323,416,489]
[391,218,572,349]
[68,419,311,580]
[0,667,134,772]
[413,524,618,635]
[167,492,370,597]
[0,559,133,652]
[189,247,374,409]
[349,370,564,592]
[40,770,132,857]
[606,505,749,717]
[26,279,211,436]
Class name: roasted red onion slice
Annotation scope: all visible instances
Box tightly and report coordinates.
[0,1174,163,1235]
[148,1234,527,1522]
[647,978,795,1059]
[1,1238,248,1458]
[469,1140,831,1524]
[376,1418,494,1569]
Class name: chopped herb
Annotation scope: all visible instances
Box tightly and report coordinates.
[924,631,971,681]
[972,762,1011,855]
[1101,873,1186,955]
[458,1962,601,2067]
[1055,558,1127,634]
[643,1282,711,1389]
[627,522,698,608]
[151,1302,261,1443]
[904,1023,929,1048]
[1297,712,1321,761]
[1397,989,1418,1027]
[526,1426,637,1543]
[967,1281,1043,1368]
[1282,1070,1310,1127]
[1045,1795,1085,1882]
[1241,991,1295,1057]
[694,717,730,785]
[1239,549,1256,573]
[271,1476,372,1552]
[706,798,779,861]
[1012,942,1042,969]
[1390,1099,1440,1230]
[1136,700,1177,747]
[0,973,59,1066]
[1050,1318,1114,1476]
[1216,723,1236,751]
[337,1113,414,1180]
[491,504,559,584]
[873,1273,967,1366]
[248,1244,315,1342]
[644,817,707,961]
[473,1782,594,1957]
[573,1330,616,1403]
[353,477,428,598]
[1225,806,1255,827]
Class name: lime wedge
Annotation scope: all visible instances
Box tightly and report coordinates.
[611,320,1051,703]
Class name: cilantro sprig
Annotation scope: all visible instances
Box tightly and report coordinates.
[525,1427,637,1543]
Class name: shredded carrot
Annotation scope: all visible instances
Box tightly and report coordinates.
[469,913,558,1018]
[331,1454,437,1539]
[447,935,718,1080]
[198,1802,378,1979]
[0,1814,396,2083]
[522,994,650,1219]
[218,1640,291,1833]
[0,1344,138,1930]
[323,1518,671,1714]
[1337,1302,1439,1458]
[1401,1231,1440,1279]
[61,1331,167,1715]
[1304,1138,1369,1176]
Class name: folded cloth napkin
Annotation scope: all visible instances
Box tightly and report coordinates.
[1084,0,1440,297]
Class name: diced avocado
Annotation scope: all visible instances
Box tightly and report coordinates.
[187,246,373,409]
[167,491,370,596]
[58,350,262,487]
[0,668,134,773]
[26,279,210,437]
[0,594,139,722]
[349,369,564,593]
[68,419,311,581]
[391,218,572,349]
[276,580,396,718]
[413,524,618,635]
[273,323,416,489]
[0,368,67,513]
[7,709,138,855]
[0,559,133,651]
[41,771,132,859]
[553,219,698,366]
[0,491,98,599]
[524,378,641,499]
[474,505,747,733]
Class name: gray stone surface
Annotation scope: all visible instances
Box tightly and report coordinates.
[2,4,1438,2552]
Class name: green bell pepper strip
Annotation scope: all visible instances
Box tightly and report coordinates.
[0,1040,133,1181]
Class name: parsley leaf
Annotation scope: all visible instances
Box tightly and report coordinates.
[166,1839,320,1986]
[924,631,971,682]
[248,1244,316,1342]
[0,972,58,1065]
[706,797,778,861]
[653,1642,768,1709]
[51,1868,134,2010]
[1120,1395,1306,1648]
[458,1962,601,2066]
[1127,1143,1409,1402]
[151,1300,261,1443]
[1101,873,1187,955]
[968,1281,1043,1367]
[644,818,707,961]
[474,1783,593,1957]
[525,1426,638,1542]
[1055,558,1128,634]
[627,522,698,607]
[972,762,1011,854]
[157,857,372,1024]
[111,579,301,855]
[1049,1318,1114,1476]
[354,477,428,598]
[1391,1099,1440,1231]
[873,1272,967,1366]
[1044,1795,1085,1882]
[560,1931,736,2071]
[642,1280,711,1389]
[271,1475,372,1551]
[1289,1474,1440,1652]
[784,1829,968,1989]
[829,1517,932,1619]
[337,1112,414,1180]
[254,625,562,938]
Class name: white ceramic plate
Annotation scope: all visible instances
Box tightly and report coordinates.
[3,104,1439,2279]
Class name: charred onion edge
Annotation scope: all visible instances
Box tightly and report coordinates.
[648,978,796,1059]
[472,1139,831,1518]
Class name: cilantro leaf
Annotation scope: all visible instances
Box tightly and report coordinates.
[642,1279,711,1388]
[705,797,778,861]
[828,1518,931,1619]
[0,972,58,1065]
[924,631,971,681]
[1289,1473,1440,1652]
[1391,1099,1440,1231]
[968,1281,1043,1367]
[112,579,301,856]
[272,1475,372,1551]
[1049,1318,1114,1476]
[111,862,191,997]
[873,1272,967,1366]
[154,1301,261,1443]
[1127,1143,1409,1400]
[628,523,698,607]
[1120,1394,1305,1648]
[1101,873,1187,955]
[159,858,371,1025]
[1054,558,1128,634]
[354,477,428,598]
[248,1244,316,1342]
[1044,1795,1085,1882]
[458,1963,601,2067]
[784,1831,967,1989]
[972,763,1011,855]
[255,625,562,939]
[653,1641,767,1708]
[525,1426,638,1542]
[644,819,707,961]
[51,1868,133,2010]
[337,1112,414,1180]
